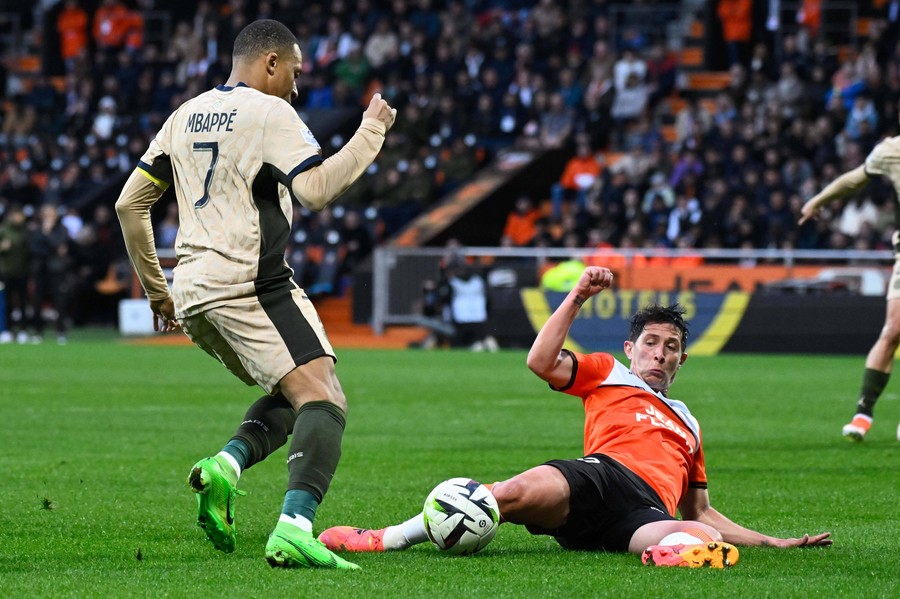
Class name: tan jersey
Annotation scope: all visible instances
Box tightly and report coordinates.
[865,136,900,196]
[121,83,387,317]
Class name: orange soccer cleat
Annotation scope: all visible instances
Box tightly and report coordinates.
[641,542,739,568]
[318,526,387,552]
[842,414,872,442]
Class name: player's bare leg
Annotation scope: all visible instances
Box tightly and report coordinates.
[490,465,570,529]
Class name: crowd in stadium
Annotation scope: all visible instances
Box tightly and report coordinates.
[1,0,900,339]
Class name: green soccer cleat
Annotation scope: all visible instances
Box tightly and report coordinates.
[265,522,361,570]
[188,456,244,553]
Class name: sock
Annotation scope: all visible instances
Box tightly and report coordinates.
[279,489,318,533]
[221,439,249,471]
[383,514,430,550]
[659,532,704,547]
[278,513,313,533]
[286,400,346,502]
[683,527,715,543]
[856,368,890,417]
[231,393,296,470]
[216,449,242,481]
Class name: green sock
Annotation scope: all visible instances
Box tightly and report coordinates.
[222,439,250,471]
[282,489,319,522]
[856,368,890,417]
[286,401,346,501]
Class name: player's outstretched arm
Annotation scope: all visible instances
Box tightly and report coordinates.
[798,164,869,225]
[680,488,832,548]
[291,93,397,211]
[526,266,613,387]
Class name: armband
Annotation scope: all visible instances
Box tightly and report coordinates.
[573,295,586,307]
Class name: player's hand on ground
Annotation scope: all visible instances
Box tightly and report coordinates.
[364,92,397,131]
[768,532,832,548]
[575,266,613,300]
[150,297,180,333]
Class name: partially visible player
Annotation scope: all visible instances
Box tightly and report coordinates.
[116,19,396,570]
[319,266,832,567]
[799,130,900,442]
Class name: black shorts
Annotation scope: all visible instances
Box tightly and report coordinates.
[526,453,675,552]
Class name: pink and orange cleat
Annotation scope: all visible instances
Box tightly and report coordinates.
[318,527,387,552]
[842,414,872,442]
[642,542,739,568]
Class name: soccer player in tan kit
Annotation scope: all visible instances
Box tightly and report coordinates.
[116,19,396,570]
[800,134,900,443]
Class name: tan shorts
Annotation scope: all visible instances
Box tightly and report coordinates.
[890,231,900,301]
[180,288,335,395]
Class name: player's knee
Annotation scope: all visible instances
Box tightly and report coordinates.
[490,478,528,516]
[883,324,900,344]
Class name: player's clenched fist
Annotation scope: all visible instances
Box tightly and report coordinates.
[364,92,397,130]
[577,266,614,298]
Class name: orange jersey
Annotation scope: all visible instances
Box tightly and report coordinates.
[556,350,706,515]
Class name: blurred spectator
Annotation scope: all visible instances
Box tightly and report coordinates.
[642,171,676,213]
[365,17,399,71]
[92,97,119,140]
[334,45,371,94]
[0,204,31,343]
[645,42,678,108]
[838,195,880,239]
[844,94,879,142]
[57,0,89,71]
[613,48,646,91]
[338,209,373,278]
[674,96,713,151]
[717,0,753,67]
[28,205,73,343]
[502,195,541,247]
[446,258,497,351]
[551,138,602,217]
[610,72,649,139]
[409,276,454,350]
[2,96,37,143]
[438,137,480,194]
[769,63,805,120]
[666,194,703,244]
[539,92,574,149]
[93,0,134,53]
[155,202,179,249]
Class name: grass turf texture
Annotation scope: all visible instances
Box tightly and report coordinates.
[1,338,898,598]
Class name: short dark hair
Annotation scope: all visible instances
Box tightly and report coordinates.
[233,20,298,61]
[629,303,689,350]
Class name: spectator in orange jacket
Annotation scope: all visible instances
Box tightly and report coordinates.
[93,0,132,51]
[503,195,541,246]
[551,138,603,217]
[57,0,88,68]
[717,0,753,67]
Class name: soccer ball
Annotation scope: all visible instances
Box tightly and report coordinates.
[422,478,500,555]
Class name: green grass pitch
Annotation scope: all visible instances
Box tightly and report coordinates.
[1,337,898,597]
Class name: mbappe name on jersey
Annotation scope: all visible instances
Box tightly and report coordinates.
[185,110,237,133]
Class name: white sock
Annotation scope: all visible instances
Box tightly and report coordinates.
[216,451,241,480]
[659,532,703,546]
[382,513,429,550]
[278,513,313,533]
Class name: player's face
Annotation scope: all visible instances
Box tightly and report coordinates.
[624,322,686,393]
[272,44,302,103]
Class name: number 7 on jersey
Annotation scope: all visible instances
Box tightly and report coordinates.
[193,141,219,208]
